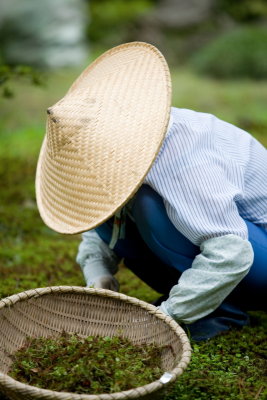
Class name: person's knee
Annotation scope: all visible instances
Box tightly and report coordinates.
[132,185,164,235]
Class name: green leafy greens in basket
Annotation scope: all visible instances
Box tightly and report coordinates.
[9,332,165,394]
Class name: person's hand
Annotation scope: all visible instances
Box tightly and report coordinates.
[88,275,119,292]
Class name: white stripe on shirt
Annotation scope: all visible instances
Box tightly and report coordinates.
[144,107,267,245]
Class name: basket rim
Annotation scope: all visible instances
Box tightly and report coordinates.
[0,286,191,400]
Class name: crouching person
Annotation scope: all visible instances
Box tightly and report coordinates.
[35,42,267,341]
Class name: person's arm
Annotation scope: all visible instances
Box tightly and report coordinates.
[76,230,120,291]
[160,234,253,323]
[145,123,254,323]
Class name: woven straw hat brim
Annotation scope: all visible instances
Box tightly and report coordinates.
[36,42,171,234]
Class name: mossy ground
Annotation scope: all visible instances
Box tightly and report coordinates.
[0,65,266,399]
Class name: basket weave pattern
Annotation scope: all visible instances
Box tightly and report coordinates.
[0,287,191,400]
[36,42,171,234]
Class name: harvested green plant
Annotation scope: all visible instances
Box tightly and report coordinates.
[9,332,165,394]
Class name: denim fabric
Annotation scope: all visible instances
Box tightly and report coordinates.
[96,185,267,340]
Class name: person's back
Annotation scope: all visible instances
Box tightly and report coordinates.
[145,107,267,246]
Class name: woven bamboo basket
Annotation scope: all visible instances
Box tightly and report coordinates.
[0,286,191,400]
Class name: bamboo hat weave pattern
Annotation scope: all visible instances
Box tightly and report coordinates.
[36,42,172,234]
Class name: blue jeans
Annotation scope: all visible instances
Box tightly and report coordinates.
[96,185,267,340]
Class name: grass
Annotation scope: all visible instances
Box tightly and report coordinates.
[0,63,266,399]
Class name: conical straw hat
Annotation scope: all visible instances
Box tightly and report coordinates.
[36,42,172,234]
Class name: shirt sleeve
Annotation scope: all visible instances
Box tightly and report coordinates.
[160,234,253,324]
[76,230,119,275]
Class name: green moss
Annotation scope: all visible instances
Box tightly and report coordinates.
[0,156,82,298]
[9,333,164,394]
[164,322,267,400]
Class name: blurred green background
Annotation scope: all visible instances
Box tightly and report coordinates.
[1,0,267,152]
[0,1,266,399]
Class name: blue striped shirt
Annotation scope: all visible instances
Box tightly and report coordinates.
[144,107,267,246]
